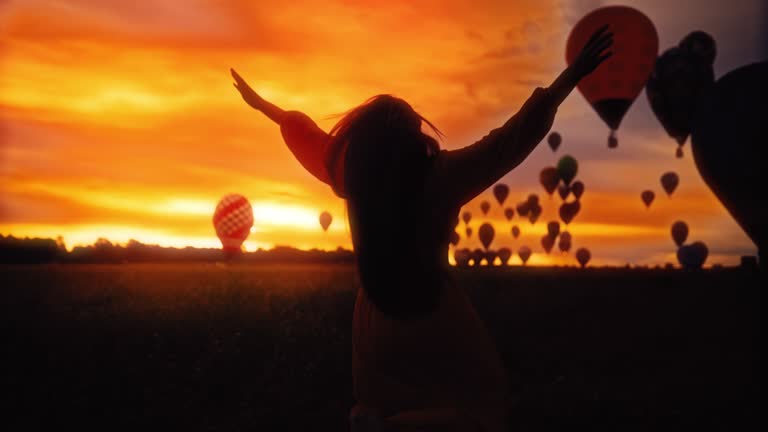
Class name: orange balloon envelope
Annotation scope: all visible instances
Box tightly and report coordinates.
[213,194,254,253]
[319,211,332,232]
[566,6,658,144]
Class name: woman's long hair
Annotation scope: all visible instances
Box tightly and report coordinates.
[328,95,444,319]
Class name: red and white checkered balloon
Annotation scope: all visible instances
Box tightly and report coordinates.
[213,194,254,252]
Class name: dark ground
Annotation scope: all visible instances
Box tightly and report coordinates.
[1,264,761,431]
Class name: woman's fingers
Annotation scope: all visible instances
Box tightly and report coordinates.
[585,24,610,47]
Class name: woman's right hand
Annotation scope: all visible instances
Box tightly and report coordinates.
[231,68,263,110]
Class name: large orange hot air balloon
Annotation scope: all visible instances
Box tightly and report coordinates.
[566,6,659,148]
[319,211,332,232]
[213,194,254,255]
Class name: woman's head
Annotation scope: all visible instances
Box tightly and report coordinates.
[328,95,444,318]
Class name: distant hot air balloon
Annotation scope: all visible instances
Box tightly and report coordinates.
[541,234,555,254]
[559,201,581,225]
[472,248,485,266]
[465,227,473,239]
[566,6,658,148]
[213,194,254,256]
[518,246,532,265]
[571,181,585,200]
[558,236,572,253]
[677,241,708,269]
[504,207,515,221]
[480,200,491,216]
[671,221,689,247]
[540,167,560,196]
[516,201,531,218]
[646,33,716,157]
[660,172,679,196]
[485,250,498,266]
[454,249,471,267]
[319,211,332,232]
[556,156,578,186]
[548,132,562,152]
[493,184,510,206]
[575,248,592,268]
[641,190,655,208]
[528,203,543,225]
[527,194,540,206]
[498,248,512,265]
[511,225,521,239]
[547,221,561,238]
[479,223,495,250]
[450,230,460,246]
[691,61,767,267]
[558,184,571,201]
[560,231,572,243]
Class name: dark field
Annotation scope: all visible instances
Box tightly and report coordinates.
[1,264,760,431]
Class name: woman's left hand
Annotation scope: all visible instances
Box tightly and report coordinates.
[570,24,614,80]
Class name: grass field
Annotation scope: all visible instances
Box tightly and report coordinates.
[1,263,759,431]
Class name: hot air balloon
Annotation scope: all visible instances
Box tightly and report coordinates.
[556,156,578,186]
[479,223,495,250]
[558,184,571,201]
[454,249,471,267]
[547,221,561,238]
[504,208,515,221]
[465,227,473,239]
[671,221,689,247]
[516,201,530,218]
[518,246,532,266]
[450,230,460,246]
[540,167,560,196]
[559,201,581,225]
[511,225,521,239]
[462,211,472,225]
[472,248,485,266]
[548,132,562,152]
[493,184,510,206]
[480,200,491,216]
[558,236,572,253]
[660,172,679,196]
[213,194,254,256]
[319,211,332,232]
[575,248,592,268]
[677,241,708,269]
[641,190,655,208]
[646,33,716,157]
[566,6,659,148]
[498,248,512,265]
[527,194,540,206]
[560,231,572,243]
[541,234,556,254]
[485,250,498,266]
[691,61,767,267]
[528,203,543,225]
[571,181,585,200]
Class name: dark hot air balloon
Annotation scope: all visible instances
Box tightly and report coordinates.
[462,211,472,225]
[516,201,531,218]
[454,249,471,267]
[498,247,512,265]
[480,200,491,216]
[566,6,658,148]
[493,184,510,206]
[560,231,572,243]
[213,194,254,256]
[465,227,473,238]
[646,31,716,156]
[518,246,532,265]
[558,236,572,253]
[671,221,689,247]
[691,61,767,266]
[541,234,556,254]
[528,203,543,225]
[548,132,562,152]
[319,211,332,232]
[641,190,655,208]
[556,155,578,186]
[485,250,498,266]
[547,221,561,238]
[571,181,585,199]
[677,241,708,269]
[472,248,485,266]
[511,225,521,239]
[527,194,540,206]
[558,184,571,201]
[479,223,495,250]
[540,167,560,196]
[559,201,581,225]
[450,230,460,246]
[504,208,515,221]
[660,172,679,196]
[575,248,592,268]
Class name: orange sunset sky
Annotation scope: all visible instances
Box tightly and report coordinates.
[1,0,765,266]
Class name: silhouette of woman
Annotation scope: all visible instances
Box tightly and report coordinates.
[232,25,613,432]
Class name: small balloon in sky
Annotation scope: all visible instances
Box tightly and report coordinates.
[319,211,332,232]
[540,167,560,197]
[504,207,515,221]
[661,172,680,196]
[557,155,578,186]
[493,184,510,206]
[480,200,491,216]
[541,234,556,254]
[641,190,655,208]
[671,221,689,247]
[213,194,254,255]
[479,223,495,250]
[576,248,592,268]
[548,132,562,152]
[571,181,585,200]
[511,225,521,239]
[462,211,472,225]
[518,246,532,265]
[498,247,512,265]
